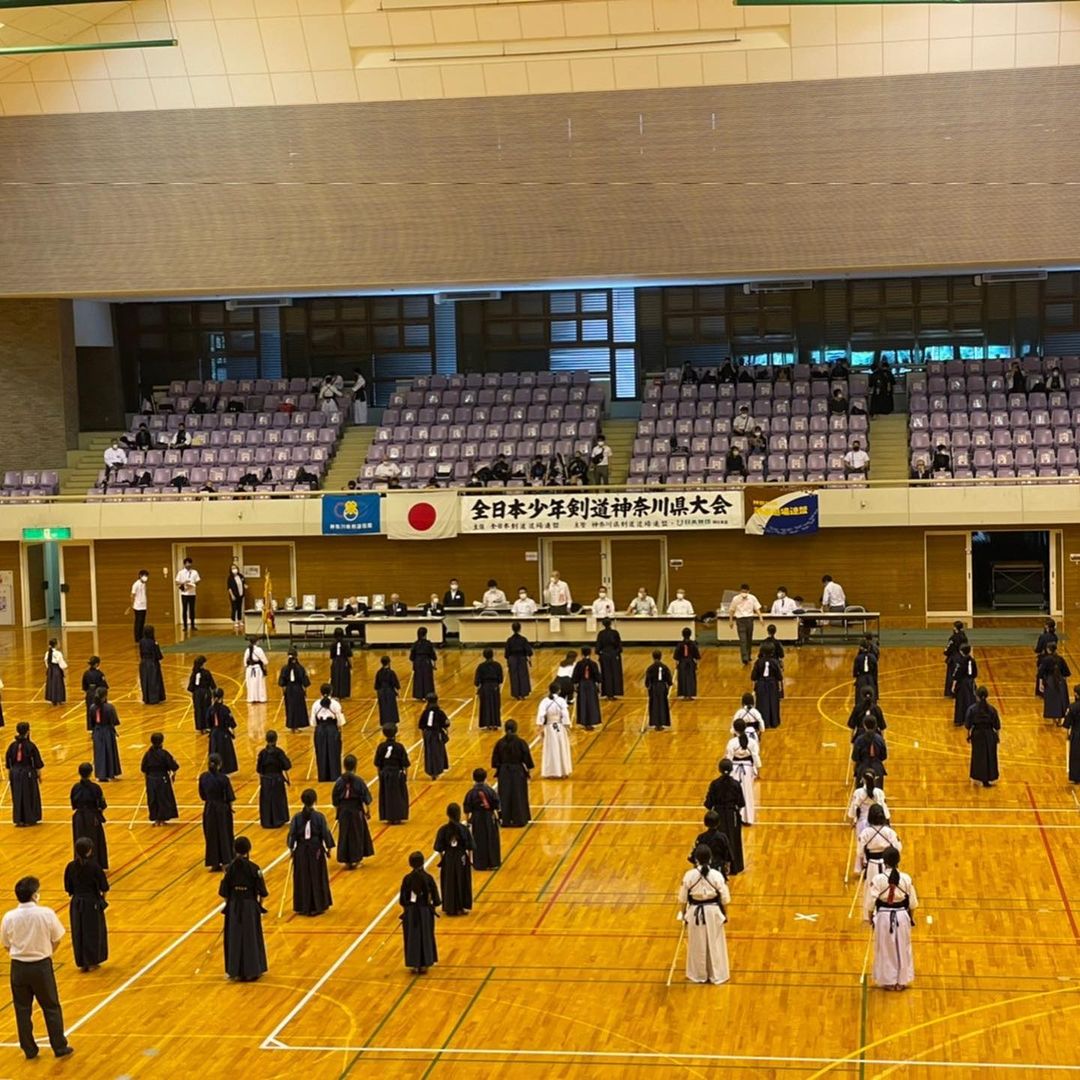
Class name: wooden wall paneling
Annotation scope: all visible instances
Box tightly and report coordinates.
[180,543,238,621]
[0,542,23,626]
[610,537,666,610]
[60,544,93,623]
[547,540,604,603]
[25,544,45,623]
[924,532,970,617]
[239,543,295,605]
[93,539,176,626]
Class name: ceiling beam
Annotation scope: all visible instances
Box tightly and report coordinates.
[0,37,177,55]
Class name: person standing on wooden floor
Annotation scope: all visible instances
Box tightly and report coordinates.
[677,844,731,985]
[6,723,44,827]
[950,645,978,727]
[965,686,1001,788]
[0,876,74,1059]
[256,731,291,829]
[645,649,673,730]
[864,847,918,991]
[688,810,733,879]
[674,628,700,701]
[418,693,450,780]
[572,647,602,730]
[243,637,269,704]
[434,803,474,916]
[218,836,268,983]
[847,771,889,835]
[130,569,150,643]
[703,760,745,875]
[89,687,122,783]
[287,788,334,916]
[751,643,783,729]
[726,728,760,826]
[536,681,572,779]
[206,689,239,774]
[943,620,967,698]
[140,732,179,826]
[848,689,885,743]
[1034,618,1058,697]
[474,649,504,730]
[81,656,107,731]
[329,628,352,699]
[852,716,888,789]
[374,724,410,824]
[199,753,236,872]
[491,719,534,828]
[332,755,374,870]
[139,625,166,706]
[188,656,217,734]
[63,837,108,973]
[311,684,345,783]
[70,762,108,869]
[399,851,439,975]
[732,693,763,743]
[852,643,878,704]
[1064,688,1080,784]
[464,768,501,870]
[855,803,901,884]
[504,622,533,701]
[1037,642,1071,726]
[278,649,311,731]
[375,656,401,725]
[43,640,67,706]
[409,627,437,701]
[596,618,624,700]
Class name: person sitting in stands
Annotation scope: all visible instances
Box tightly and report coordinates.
[931,444,952,477]
[724,444,748,481]
[718,359,737,385]
[843,440,870,477]
[470,463,494,487]
[491,454,512,485]
[680,361,698,386]
[1009,361,1027,395]
[528,456,547,486]
[733,405,752,435]
[830,359,849,379]
[699,367,717,386]
[747,427,767,455]
[295,466,319,489]
[669,436,690,457]
[910,458,932,481]
[829,388,849,415]
[566,454,589,485]
[374,460,401,488]
[172,424,191,449]
[190,396,208,415]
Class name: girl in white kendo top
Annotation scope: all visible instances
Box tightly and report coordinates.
[535,682,572,779]
[731,693,763,744]
[864,846,918,990]
[677,844,731,985]
[855,802,901,882]
[243,638,269,704]
[724,723,762,825]
[847,771,889,835]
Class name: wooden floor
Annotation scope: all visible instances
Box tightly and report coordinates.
[0,626,1077,1079]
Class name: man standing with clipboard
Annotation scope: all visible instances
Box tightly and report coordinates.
[176,557,201,634]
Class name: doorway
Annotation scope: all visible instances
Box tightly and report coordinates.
[971,530,1050,614]
[174,542,297,626]
[924,531,971,621]
[540,536,668,610]
[59,542,97,626]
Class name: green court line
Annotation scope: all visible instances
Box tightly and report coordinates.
[473,809,541,901]
[419,966,495,1080]
[338,980,417,1080]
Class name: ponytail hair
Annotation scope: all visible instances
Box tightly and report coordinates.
[883,846,901,887]
[738,733,749,750]
[862,771,876,799]
[300,787,316,816]
[692,843,712,869]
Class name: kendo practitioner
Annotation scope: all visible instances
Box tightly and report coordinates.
[950,645,978,726]
[88,687,122,782]
[463,768,501,871]
[1037,642,1071,725]
[287,788,334,916]
[278,649,311,730]
[399,851,439,974]
[673,627,700,700]
[6,723,44,826]
[332,754,374,869]
[199,753,236,872]
[81,657,107,731]
[852,716,888,788]
[677,844,731,986]
[595,618,624,700]
[374,725,411,824]
[864,847,918,991]
[572,647,602,730]
[504,623,533,701]
[329,629,352,699]
[218,836,268,982]
[140,732,179,825]
[255,730,291,828]
[138,625,166,705]
[409,627,437,700]
[688,810,734,879]
[418,694,450,780]
[491,719,534,827]
[1064,688,1080,783]
[855,802,901,884]
[187,656,217,733]
[703,759,745,875]
[43,640,67,705]
[1035,618,1059,697]
[474,649,504,730]
[63,838,109,972]
[244,637,268,704]
[70,763,108,869]
[434,803,474,916]
[555,651,576,705]
[751,643,784,729]
[847,688,885,743]
[375,656,402,725]
[852,644,878,704]
[206,688,239,774]
[760,624,786,663]
[943,620,967,698]
[645,650,673,730]
[311,685,345,783]
[965,686,1000,788]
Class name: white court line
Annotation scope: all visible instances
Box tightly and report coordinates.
[261,1044,1080,1072]
[526,803,1079,814]
[492,819,1080,830]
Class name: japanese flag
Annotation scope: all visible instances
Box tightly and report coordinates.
[383,491,460,541]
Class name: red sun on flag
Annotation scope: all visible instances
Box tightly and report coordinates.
[407,502,438,532]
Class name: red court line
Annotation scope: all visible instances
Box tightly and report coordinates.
[532,780,626,932]
[107,822,199,879]
[1025,781,1080,943]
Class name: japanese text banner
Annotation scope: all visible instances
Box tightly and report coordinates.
[460,491,745,533]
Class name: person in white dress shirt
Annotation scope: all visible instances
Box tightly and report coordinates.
[627,587,658,617]
[821,575,847,611]
[666,589,694,617]
[102,440,127,482]
[175,557,201,632]
[510,587,537,617]
[545,572,572,614]
[591,586,615,619]
[728,584,764,664]
[843,440,870,477]
[129,569,150,643]
[480,580,508,609]
[770,586,797,616]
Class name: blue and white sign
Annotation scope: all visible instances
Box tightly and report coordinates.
[745,491,820,536]
[322,494,381,535]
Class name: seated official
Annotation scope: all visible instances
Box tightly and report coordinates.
[443,580,466,607]
[421,594,444,617]
[480,580,508,608]
[627,587,658,617]
[666,589,694,616]
[511,587,538,616]
[385,593,408,616]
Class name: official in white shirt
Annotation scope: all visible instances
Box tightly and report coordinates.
[821,575,847,611]
[545,571,572,615]
[843,440,870,476]
[666,589,695,617]
[627,588,658,617]
[770,587,798,616]
[728,584,764,664]
[102,440,127,481]
[175,557,201,632]
[480,580,508,609]
[510,588,537,617]
[130,569,150,643]
[1,877,72,1060]
[591,587,616,619]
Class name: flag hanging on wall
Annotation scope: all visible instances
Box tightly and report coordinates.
[745,490,820,536]
[383,491,460,541]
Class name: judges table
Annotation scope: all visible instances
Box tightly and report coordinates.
[285,615,445,647]
[457,614,695,646]
[714,616,801,644]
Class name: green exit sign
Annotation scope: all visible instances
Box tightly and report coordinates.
[22,527,72,541]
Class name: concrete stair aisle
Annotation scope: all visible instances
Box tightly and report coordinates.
[868,412,910,482]
[601,418,638,485]
[60,432,125,495]
[323,425,377,490]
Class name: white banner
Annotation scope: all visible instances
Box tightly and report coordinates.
[460,490,744,533]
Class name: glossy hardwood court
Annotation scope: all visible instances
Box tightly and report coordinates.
[0,625,1077,1078]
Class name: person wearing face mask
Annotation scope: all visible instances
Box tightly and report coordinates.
[443,580,466,608]
[770,586,797,616]
[591,586,615,619]
[666,589,694,617]
[226,563,246,633]
[129,569,150,644]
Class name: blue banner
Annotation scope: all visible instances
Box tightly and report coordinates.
[322,494,381,535]
[745,491,819,536]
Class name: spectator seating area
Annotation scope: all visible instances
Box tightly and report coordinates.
[909,357,1080,479]
[359,370,604,488]
[2,470,60,499]
[94,377,351,496]
[631,366,871,484]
